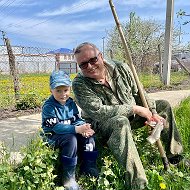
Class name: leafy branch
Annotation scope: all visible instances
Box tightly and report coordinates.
[177,9,190,25]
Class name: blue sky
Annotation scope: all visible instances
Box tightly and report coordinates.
[0,0,189,51]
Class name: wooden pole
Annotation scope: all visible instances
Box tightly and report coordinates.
[2,31,20,101]
[162,0,174,85]
[109,0,169,170]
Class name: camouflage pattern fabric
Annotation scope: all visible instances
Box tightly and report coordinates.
[72,60,183,190]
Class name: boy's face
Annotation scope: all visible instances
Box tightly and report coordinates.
[51,85,70,105]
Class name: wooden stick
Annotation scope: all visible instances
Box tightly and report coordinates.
[175,56,190,75]
[109,0,170,170]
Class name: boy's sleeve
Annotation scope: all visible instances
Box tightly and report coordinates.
[42,104,76,134]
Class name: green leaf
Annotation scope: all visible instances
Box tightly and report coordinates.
[104,178,110,187]
[24,166,30,171]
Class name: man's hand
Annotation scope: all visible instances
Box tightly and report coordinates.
[133,105,152,121]
[133,105,166,126]
[75,123,95,137]
[152,113,166,126]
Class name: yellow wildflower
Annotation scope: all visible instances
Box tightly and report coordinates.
[160,182,166,189]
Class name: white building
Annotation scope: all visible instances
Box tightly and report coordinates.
[50,48,79,74]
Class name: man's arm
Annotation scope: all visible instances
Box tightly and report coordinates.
[72,77,134,122]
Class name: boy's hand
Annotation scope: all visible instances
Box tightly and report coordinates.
[75,123,95,137]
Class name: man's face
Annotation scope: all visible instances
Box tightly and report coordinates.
[75,45,104,79]
[51,85,70,105]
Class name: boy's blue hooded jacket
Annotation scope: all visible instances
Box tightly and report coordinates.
[42,95,85,135]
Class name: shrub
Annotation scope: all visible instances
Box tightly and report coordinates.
[15,92,42,110]
[0,135,59,190]
[1,97,190,190]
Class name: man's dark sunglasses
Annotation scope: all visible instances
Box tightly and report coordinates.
[79,53,100,70]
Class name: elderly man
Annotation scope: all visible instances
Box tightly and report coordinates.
[72,42,186,190]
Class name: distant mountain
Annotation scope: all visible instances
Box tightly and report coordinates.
[47,48,73,54]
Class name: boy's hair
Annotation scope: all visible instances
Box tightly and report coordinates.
[50,70,71,89]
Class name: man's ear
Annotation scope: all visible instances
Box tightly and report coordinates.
[99,52,104,60]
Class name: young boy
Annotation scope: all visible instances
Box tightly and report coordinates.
[41,70,99,190]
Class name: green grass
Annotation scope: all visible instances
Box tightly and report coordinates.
[0,71,189,109]
[78,97,190,190]
[0,73,78,109]
[0,73,51,109]
[0,87,189,189]
[139,71,189,89]
[174,96,190,152]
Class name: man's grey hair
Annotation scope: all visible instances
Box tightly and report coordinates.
[74,42,100,55]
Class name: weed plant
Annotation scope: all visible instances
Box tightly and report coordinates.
[0,97,189,189]
[0,72,189,109]
[0,136,59,190]
[139,71,189,89]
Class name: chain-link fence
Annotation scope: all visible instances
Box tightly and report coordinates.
[1,42,189,110]
[0,45,56,74]
[0,45,57,109]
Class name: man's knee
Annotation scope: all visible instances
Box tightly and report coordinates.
[156,99,172,114]
[156,99,171,108]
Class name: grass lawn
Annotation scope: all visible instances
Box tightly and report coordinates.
[0,71,190,189]
[0,73,77,109]
[0,96,189,190]
[0,71,189,109]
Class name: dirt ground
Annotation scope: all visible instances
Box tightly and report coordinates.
[145,78,190,93]
[0,78,190,121]
[0,107,41,121]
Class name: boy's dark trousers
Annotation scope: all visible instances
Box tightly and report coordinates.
[48,133,99,189]
[49,133,96,158]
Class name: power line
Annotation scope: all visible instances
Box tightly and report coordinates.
[3,0,92,39]
[0,0,24,21]
[5,0,91,29]
[1,0,111,47]
[30,0,91,28]
[0,0,15,13]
